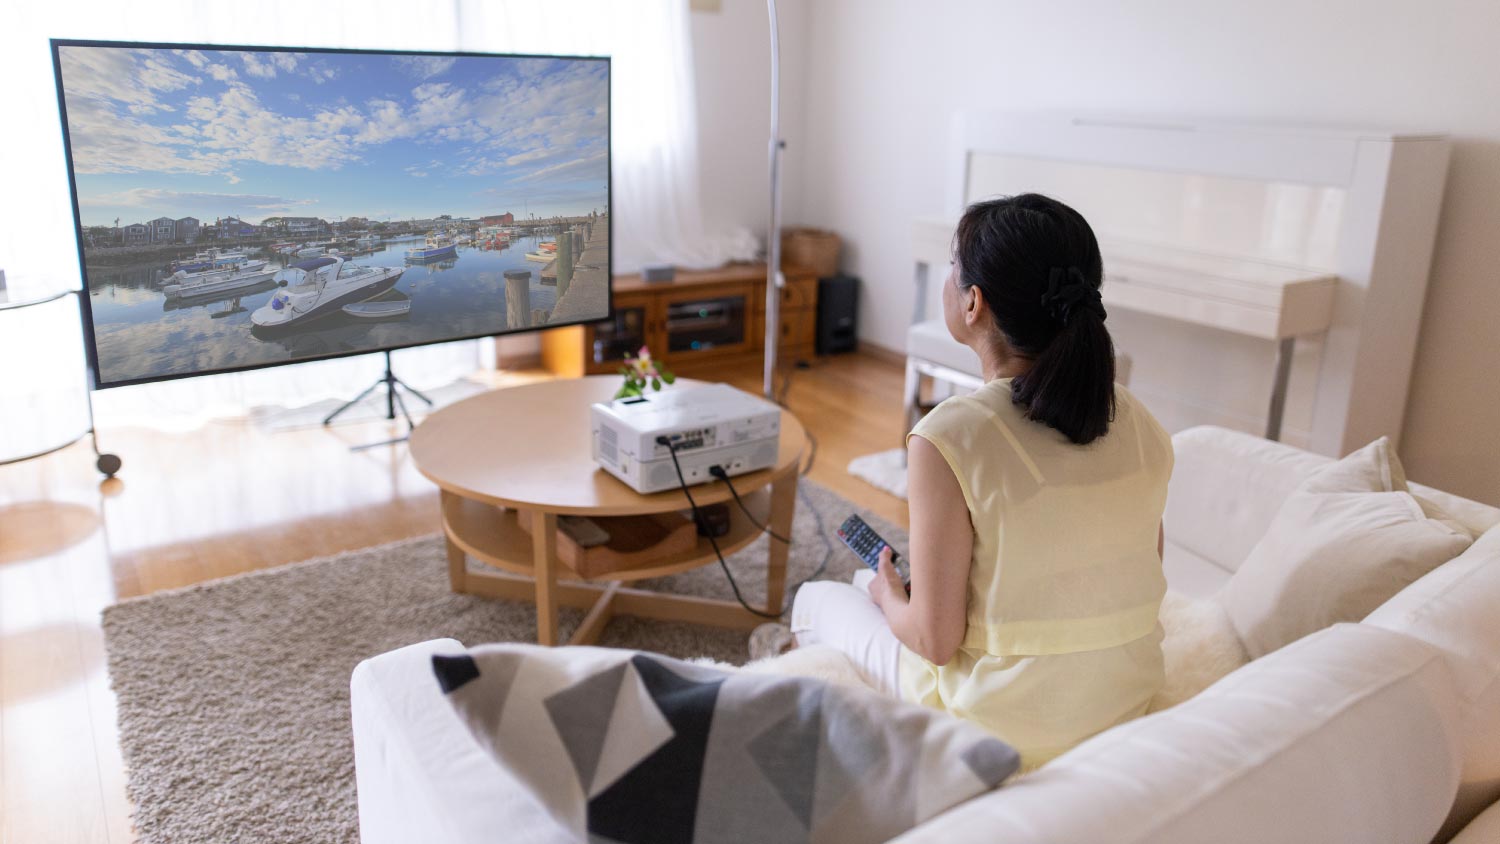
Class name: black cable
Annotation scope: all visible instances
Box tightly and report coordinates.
[661,437,834,619]
[708,466,791,544]
[661,437,784,620]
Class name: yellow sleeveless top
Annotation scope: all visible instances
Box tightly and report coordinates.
[902,379,1173,766]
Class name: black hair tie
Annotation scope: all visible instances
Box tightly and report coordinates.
[1041,266,1106,326]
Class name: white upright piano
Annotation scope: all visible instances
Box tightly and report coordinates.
[909,113,1449,455]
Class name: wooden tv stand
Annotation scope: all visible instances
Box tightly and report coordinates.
[540,262,819,377]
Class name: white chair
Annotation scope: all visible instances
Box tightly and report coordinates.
[902,219,985,448]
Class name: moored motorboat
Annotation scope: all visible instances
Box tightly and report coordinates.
[296,245,326,258]
[251,257,404,333]
[167,248,250,274]
[406,233,458,261]
[162,261,277,300]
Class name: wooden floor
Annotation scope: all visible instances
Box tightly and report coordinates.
[0,351,909,843]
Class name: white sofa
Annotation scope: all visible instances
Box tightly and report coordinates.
[351,426,1500,844]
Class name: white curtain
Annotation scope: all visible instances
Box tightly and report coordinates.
[0,0,747,434]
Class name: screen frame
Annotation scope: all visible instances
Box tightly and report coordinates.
[51,38,613,390]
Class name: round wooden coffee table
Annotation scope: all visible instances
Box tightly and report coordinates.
[409,376,805,646]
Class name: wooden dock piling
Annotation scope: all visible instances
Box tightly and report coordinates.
[504,269,532,329]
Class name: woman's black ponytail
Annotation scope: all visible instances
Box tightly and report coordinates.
[954,194,1116,445]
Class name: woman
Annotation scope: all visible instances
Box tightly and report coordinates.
[766,193,1173,768]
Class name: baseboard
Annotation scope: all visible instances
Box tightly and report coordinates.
[857,340,905,367]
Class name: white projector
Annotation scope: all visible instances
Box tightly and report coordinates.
[591,383,782,494]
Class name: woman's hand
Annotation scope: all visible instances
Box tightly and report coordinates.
[867,546,909,613]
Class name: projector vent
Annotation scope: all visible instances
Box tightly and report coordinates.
[732,429,750,443]
[599,425,618,464]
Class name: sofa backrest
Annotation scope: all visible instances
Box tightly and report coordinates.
[1367,528,1500,842]
[895,623,1463,844]
[1164,426,1500,574]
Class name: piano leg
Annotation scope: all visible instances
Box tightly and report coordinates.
[1265,337,1296,442]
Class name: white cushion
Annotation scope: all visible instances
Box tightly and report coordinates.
[906,319,981,377]
[1163,427,1500,572]
[351,639,571,844]
[1451,799,1500,844]
[1367,527,1500,842]
[894,623,1464,844]
[1164,426,1328,573]
[1411,482,1500,538]
[1161,539,1233,599]
[435,643,1018,843]
[1216,437,1473,658]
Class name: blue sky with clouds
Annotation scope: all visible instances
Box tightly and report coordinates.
[57,45,609,228]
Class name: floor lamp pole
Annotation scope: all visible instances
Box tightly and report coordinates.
[763,0,785,400]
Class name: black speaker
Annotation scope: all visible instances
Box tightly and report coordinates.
[816,274,859,355]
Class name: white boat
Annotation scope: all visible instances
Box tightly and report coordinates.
[166,257,268,283]
[167,248,249,273]
[525,251,554,262]
[296,245,325,258]
[251,257,404,333]
[406,233,458,261]
[162,262,277,300]
[342,298,411,319]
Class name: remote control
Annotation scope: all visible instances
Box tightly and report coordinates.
[836,515,910,585]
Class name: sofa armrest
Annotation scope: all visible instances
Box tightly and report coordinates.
[1163,426,1328,574]
[351,639,570,844]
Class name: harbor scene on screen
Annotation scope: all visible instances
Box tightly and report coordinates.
[55,42,609,386]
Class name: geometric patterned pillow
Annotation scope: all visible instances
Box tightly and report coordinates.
[433,644,1019,844]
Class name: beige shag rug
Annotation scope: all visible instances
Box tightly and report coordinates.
[101,480,885,844]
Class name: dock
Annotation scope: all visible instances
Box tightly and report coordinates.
[547,216,609,325]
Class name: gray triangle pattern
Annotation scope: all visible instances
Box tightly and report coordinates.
[811,687,893,825]
[961,738,1020,788]
[744,683,825,829]
[544,662,629,794]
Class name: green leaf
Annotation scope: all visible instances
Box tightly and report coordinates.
[661,371,676,384]
[651,376,661,391]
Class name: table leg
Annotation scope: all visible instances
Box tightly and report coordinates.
[442,491,467,593]
[531,510,559,645]
[765,473,797,614]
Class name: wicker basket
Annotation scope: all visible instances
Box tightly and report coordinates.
[781,227,840,278]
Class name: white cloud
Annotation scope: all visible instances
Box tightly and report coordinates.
[307,62,338,84]
[395,55,456,80]
[239,52,299,79]
[61,49,611,196]
[89,187,315,211]
[514,150,608,183]
[59,46,199,112]
[412,82,451,101]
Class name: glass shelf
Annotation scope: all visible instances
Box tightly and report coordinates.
[0,289,94,465]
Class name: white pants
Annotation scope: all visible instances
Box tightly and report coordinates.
[789,570,904,697]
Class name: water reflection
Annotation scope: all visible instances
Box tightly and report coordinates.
[81,236,595,384]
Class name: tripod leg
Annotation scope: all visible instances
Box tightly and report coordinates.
[391,375,434,407]
[350,387,418,452]
[392,384,418,432]
[324,379,382,426]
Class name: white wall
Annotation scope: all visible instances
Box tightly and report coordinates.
[796,0,1500,506]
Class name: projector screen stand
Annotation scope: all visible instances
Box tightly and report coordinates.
[324,350,433,450]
